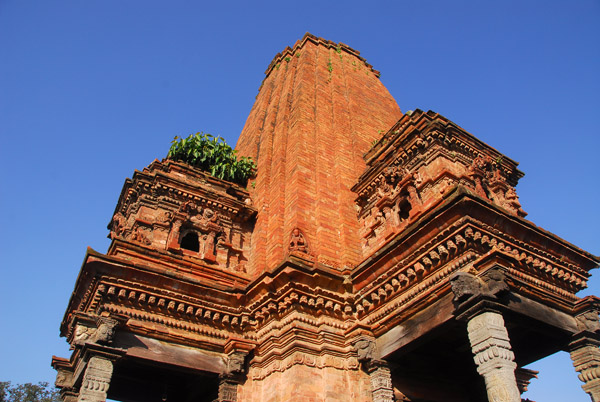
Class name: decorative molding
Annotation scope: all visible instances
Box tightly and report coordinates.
[248,351,360,380]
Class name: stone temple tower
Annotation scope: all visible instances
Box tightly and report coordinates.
[235,35,401,276]
[53,33,600,402]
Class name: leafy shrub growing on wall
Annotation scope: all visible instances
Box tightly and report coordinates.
[167,132,256,186]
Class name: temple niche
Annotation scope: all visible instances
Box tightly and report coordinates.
[53,33,600,402]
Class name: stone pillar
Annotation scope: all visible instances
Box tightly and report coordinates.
[77,356,113,402]
[218,375,239,402]
[367,360,395,402]
[569,338,600,401]
[467,311,520,402]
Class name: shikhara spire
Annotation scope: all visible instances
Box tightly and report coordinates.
[236,33,402,276]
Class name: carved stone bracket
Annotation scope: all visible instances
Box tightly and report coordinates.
[450,272,482,302]
[94,318,118,345]
[575,298,600,335]
[352,337,394,402]
[569,335,600,401]
[354,337,376,363]
[578,311,600,333]
[225,351,247,375]
[467,311,520,402]
[450,267,510,305]
[73,318,118,347]
[77,356,114,402]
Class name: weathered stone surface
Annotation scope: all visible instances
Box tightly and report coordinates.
[77,357,113,402]
[467,312,520,402]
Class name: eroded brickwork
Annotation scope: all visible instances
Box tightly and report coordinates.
[236,33,402,276]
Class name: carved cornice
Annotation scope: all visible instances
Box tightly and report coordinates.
[248,351,360,380]
[115,159,255,218]
[351,199,595,330]
[360,109,522,186]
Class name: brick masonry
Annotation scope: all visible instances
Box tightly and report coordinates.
[236,33,402,277]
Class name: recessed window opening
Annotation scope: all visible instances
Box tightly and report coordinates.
[398,199,412,221]
[181,232,200,252]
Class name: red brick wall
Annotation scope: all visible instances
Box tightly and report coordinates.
[238,364,373,402]
[236,35,402,277]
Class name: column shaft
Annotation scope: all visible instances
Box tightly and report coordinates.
[467,311,520,402]
[218,375,239,402]
[367,361,395,402]
[570,342,600,401]
[77,356,113,402]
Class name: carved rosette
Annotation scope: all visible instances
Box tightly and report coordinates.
[467,312,520,402]
[78,357,113,402]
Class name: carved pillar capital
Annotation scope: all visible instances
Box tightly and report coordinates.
[569,335,600,401]
[467,311,520,402]
[77,356,114,402]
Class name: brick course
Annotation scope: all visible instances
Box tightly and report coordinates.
[236,33,402,277]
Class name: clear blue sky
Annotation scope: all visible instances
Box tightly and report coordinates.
[0,1,598,401]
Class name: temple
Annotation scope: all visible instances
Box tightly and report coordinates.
[52,33,600,402]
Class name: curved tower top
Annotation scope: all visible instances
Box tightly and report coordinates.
[236,33,403,276]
